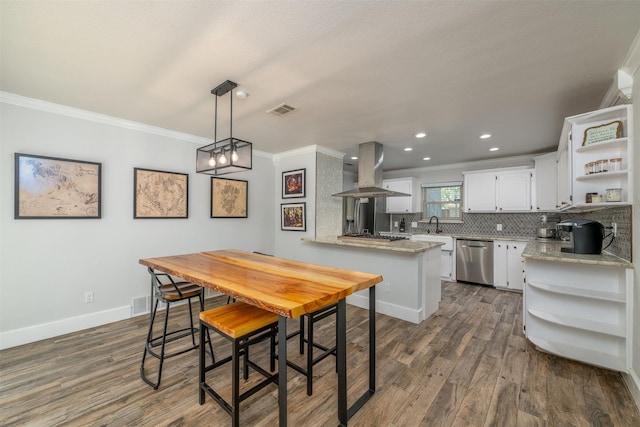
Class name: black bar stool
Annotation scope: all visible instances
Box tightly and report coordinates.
[199,302,279,427]
[140,267,214,390]
[251,251,338,396]
[285,303,338,396]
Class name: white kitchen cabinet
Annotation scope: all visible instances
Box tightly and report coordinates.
[524,258,633,372]
[463,172,496,212]
[564,104,632,209]
[384,178,419,213]
[494,240,525,291]
[411,235,455,281]
[496,170,532,211]
[556,134,572,209]
[534,152,558,211]
[463,168,533,212]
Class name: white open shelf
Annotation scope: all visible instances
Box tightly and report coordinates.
[528,308,625,337]
[527,281,625,302]
[528,335,626,372]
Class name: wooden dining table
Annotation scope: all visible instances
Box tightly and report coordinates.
[139,249,383,426]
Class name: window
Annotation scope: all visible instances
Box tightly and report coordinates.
[421,182,462,221]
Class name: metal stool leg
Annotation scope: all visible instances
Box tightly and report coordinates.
[307,313,314,396]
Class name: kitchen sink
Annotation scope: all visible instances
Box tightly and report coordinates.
[410,234,454,250]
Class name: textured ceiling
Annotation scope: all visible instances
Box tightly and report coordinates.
[2,1,639,171]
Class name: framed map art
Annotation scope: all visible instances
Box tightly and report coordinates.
[211,177,248,218]
[15,153,102,219]
[134,168,188,218]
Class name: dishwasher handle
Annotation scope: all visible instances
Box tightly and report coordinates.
[461,244,489,249]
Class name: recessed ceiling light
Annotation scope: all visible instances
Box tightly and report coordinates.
[489,147,499,152]
[236,88,249,98]
[404,147,413,151]
[479,133,492,139]
[423,157,431,161]
[415,132,427,138]
[350,156,358,160]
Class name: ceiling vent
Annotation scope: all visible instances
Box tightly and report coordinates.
[266,103,296,116]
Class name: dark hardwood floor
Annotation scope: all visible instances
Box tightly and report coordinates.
[1,281,639,426]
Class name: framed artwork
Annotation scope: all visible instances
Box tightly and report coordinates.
[134,168,188,218]
[211,177,248,218]
[281,202,306,231]
[282,168,305,198]
[14,153,101,219]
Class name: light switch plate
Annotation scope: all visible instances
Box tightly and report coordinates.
[411,221,418,228]
[497,224,503,231]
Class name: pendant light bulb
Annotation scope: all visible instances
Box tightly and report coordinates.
[219,150,227,165]
[208,153,216,167]
[232,148,239,162]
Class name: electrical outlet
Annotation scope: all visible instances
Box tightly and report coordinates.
[497,224,503,231]
[612,222,617,237]
[383,282,391,293]
[411,221,418,228]
[84,291,94,303]
[394,221,398,227]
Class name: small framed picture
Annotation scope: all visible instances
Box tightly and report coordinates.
[281,202,306,231]
[134,168,188,218]
[282,168,305,198]
[15,153,101,219]
[211,177,248,218]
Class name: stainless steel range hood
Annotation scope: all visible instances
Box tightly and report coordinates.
[333,141,410,198]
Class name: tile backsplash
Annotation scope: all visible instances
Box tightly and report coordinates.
[391,206,631,261]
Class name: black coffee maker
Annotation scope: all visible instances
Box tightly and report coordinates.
[557,219,605,254]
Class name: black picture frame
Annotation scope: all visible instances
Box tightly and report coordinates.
[134,167,189,218]
[281,202,306,231]
[211,177,248,218]
[15,152,102,219]
[282,168,306,199]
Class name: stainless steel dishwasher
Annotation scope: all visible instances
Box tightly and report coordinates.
[456,239,494,286]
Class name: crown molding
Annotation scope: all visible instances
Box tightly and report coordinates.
[0,91,272,158]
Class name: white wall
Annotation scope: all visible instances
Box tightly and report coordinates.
[0,95,275,348]
[273,147,318,260]
[630,59,640,405]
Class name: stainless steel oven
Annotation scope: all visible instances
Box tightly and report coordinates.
[456,239,493,286]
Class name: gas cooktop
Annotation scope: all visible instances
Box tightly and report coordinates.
[339,234,408,242]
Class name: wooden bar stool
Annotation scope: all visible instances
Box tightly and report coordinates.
[199,302,279,426]
[140,268,214,390]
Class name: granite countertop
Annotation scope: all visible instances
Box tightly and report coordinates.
[302,237,443,253]
[522,239,632,268]
[382,232,531,242]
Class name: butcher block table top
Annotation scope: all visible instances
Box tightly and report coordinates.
[139,249,383,318]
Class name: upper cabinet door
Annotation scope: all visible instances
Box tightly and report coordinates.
[464,172,496,212]
[534,152,558,211]
[496,170,532,211]
[384,178,418,213]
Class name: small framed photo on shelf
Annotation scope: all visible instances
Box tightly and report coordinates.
[282,168,305,199]
[211,177,248,218]
[582,120,623,146]
[281,202,306,231]
[14,153,102,219]
[134,168,188,218]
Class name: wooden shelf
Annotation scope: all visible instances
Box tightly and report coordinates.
[527,281,625,302]
[527,335,626,372]
[528,308,625,337]
[574,137,627,153]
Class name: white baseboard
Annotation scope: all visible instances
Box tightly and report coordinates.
[623,367,640,412]
[0,306,131,350]
[346,294,421,324]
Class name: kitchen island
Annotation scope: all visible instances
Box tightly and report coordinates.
[302,237,442,323]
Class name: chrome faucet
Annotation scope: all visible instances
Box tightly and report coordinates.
[428,216,442,234]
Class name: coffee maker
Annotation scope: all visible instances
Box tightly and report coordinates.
[557,219,605,254]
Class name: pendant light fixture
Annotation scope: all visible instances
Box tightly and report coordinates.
[196,80,252,175]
